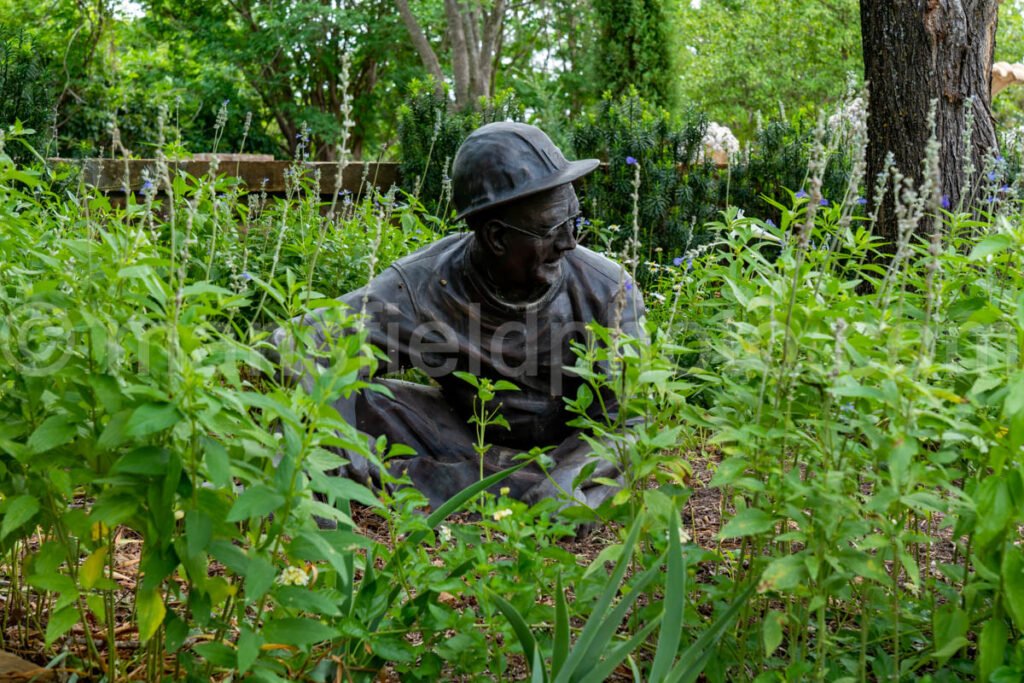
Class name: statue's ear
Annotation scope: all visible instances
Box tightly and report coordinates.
[480,221,507,255]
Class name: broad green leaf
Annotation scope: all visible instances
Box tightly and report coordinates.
[80,547,108,590]
[45,605,80,646]
[932,604,968,662]
[137,587,166,642]
[226,485,286,522]
[968,233,1013,260]
[763,610,785,657]
[27,414,76,454]
[237,625,262,674]
[193,641,235,667]
[203,438,231,488]
[310,471,383,509]
[717,508,777,539]
[638,369,674,385]
[1001,546,1024,631]
[757,554,808,594]
[125,402,182,437]
[1004,372,1024,420]
[244,554,277,603]
[1,495,40,540]
[273,585,342,617]
[978,617,1008,682]
[185,510,213,557]
[110,447,170,476]
[262,617,339,648]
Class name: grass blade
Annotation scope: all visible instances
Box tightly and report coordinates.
[554,514,644,683]
[576,617,661,683]
[649,518,687,681]
[487,588,543,681]
[552,572,569,678]
[667,582,756,683]
[576,557,664,671]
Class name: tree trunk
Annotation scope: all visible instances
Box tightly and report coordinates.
[395,0,446,95]
[396,0,506,111]
[861,0,999,245]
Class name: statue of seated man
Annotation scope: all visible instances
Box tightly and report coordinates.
[270,122,644,511]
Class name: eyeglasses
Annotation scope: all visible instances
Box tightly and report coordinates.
[495,212,583,241]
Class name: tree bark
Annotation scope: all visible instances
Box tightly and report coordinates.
[861,0,999,245]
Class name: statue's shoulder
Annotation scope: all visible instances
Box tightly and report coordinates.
[566,246,629,292]
[390,232,469,275]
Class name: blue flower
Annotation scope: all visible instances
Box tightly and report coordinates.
[985,195,997,203]
[941,195,950,209]
[987,170,997,182]
[795,189,809,199]
[1000,184,1011,193]
[766,218,776,227]
[685,257,693,272]
[241,271,253,281]
[855,196,868,205]
[673,256,684,266]
[141,180,154,193]
[996,154,1005,163]
[819,197,829,207]
[625,156,638,166]
[625,279,634,291]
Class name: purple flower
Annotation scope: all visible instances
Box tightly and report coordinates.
[996,154,1005,162]
[855,196,868,206]
[1000,184,1011,193]
[987,170,997,182]
[625,156,638,166]
[141,180,154,193]
[766,218,776,227]
[241,271,253,281]
[795,189,809,199]
[941,195,950,209]
[985,195,997,203]
[819,197,830,207]
[685,257,693,272]
[624,279,634,291]
[673,256,684,266]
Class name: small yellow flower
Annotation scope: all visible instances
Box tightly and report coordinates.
[492,508,513,521]
[499,487,510,496]
[278,566,310,586]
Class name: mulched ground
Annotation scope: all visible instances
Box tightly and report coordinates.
[0,448,737,682]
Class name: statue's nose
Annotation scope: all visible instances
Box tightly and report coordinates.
[553,221,577,252]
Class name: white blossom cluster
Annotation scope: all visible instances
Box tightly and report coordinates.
[827,97,866,134]
[700,122,739,162]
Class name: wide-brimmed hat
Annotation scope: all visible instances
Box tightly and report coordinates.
[452,122,599,221]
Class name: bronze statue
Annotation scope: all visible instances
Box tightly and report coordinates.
[271,122,645,511]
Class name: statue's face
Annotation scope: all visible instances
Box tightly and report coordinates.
[489,184,580,296]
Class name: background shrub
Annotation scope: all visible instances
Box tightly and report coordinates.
[0,27,53,161]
